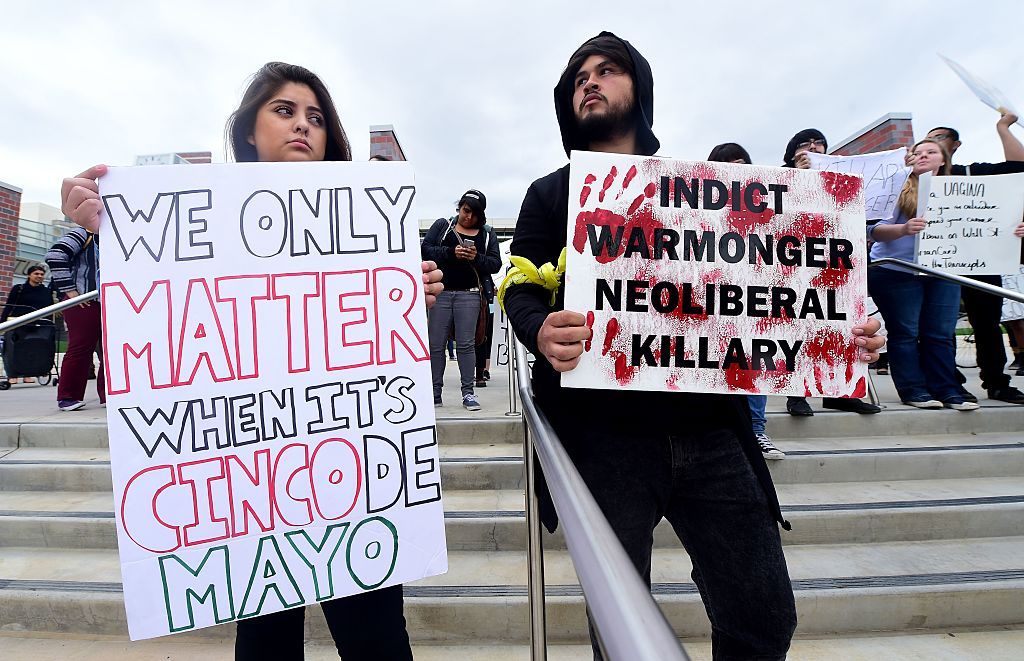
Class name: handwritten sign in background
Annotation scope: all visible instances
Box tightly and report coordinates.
[807,147,910,221]
[562,152,869,398]
[99,161,447,640]
[917,172,1024,275]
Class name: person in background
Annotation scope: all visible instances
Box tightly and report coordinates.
[61,60,444,661]
[707,142,784,460]
[1,264,54,384]
[786,128,882,416]
[920,112,1024,404]
[421,190,501,410]
[45,228,103,410]
[870,138,978,411]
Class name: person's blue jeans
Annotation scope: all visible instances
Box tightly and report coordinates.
[554,422,796,660]
[869,267,961,402]
[428,289,479,398]
[747,396,767,435]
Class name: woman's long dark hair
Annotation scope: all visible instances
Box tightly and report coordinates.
[226,62,352,163]
[707,142,751,164]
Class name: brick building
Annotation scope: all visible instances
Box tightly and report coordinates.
[369,125,407,161]
[0,181,22,290]
[830,112,915,157]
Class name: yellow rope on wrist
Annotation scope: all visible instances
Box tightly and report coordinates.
[497,248,567,311]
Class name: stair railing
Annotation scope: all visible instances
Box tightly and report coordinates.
[513,339,689,661]
[0,291,99,334]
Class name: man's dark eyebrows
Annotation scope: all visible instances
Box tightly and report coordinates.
[575,58,618,80]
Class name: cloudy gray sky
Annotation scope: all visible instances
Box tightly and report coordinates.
[1,1,1021,220]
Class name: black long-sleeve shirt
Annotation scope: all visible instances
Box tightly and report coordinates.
[1,282,54,323]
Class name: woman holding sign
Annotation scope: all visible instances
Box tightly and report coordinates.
[60,62,436,661]
[868,138,978,411]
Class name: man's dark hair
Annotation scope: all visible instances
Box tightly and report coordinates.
[553,31,659,157]
[708,143,752,164]
[782,128,827,168]
[928,126,960,142]
[226,62,352,163]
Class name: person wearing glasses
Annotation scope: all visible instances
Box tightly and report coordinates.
[782,129,882,416]
[916,112,1024,406]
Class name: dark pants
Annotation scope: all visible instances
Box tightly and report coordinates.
[559,423,796,660]
[57,301,105,403]
[475,309,495,374]
[869,268,961,402]
[961,274,1011,390]
[234,584,411,660]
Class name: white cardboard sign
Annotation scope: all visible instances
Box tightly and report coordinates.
[807,147,911,221]
[98,161,447,640]
[561,152,869,398]
[917,172,1024,275]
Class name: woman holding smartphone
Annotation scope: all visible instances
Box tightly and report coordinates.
[421,191,501,410]
[60,61,442,661]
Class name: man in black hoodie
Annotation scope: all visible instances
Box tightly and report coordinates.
[504,32,883,659]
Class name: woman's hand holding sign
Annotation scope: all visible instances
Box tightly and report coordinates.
[902,217,927,237]
[538,309,592,372]
[61,164,108,233]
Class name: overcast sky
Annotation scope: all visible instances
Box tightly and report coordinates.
[2,1,1021,221]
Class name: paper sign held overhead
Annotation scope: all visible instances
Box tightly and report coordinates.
[98,161,447,640]
[561,152,869,398]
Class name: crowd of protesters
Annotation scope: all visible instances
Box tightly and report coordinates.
[11,29,1018,661]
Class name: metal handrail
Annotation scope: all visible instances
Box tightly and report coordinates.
[0,291,99,334]
[514,340,689,661]
[869,258,1024,303]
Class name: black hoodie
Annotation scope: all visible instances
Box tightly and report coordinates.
[505,31,788,532]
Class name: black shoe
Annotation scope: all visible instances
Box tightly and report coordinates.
[1018,365,1024,377]
[482,369,491,381]
[988,386,1024,404]
[1009,355,1023,371]
[786,397,814,416]
[956,386,978,403]
[475,379,487,388]
[823,397,881,414]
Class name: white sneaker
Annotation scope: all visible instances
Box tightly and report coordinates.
[903,399,943,409]
[756,433,785,460]
[943,399,980,411]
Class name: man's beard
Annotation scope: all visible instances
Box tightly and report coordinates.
[577,98,636,145]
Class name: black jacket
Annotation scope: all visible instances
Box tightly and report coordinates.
[421,217,501,299]
[951,160,1024,176]
[506,31,788,531]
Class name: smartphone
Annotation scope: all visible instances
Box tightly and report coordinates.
[460,238,475,247]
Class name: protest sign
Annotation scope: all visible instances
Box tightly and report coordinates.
[98,161,447,640]
[916,172,1024,275]
[940,54,1019,120]
[561,152,869,397]
[807,147,910,221]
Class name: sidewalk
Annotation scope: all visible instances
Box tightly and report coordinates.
[1,359,1020,425]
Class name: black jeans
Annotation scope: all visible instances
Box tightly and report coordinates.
[961,275,1011,390]
[559,424,797,660]
[234,584,412,660]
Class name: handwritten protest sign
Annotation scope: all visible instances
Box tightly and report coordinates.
[98,161,447,640]
[917,172,1024,275]
[562,152,869,397]
[807,147,910,221]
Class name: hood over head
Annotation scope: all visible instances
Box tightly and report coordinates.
[554,31,659,157]
[783,128,827,167]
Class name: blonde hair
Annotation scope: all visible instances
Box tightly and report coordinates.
[897,138,952,218]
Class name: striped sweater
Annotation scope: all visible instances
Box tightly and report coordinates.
[45,226,98,296]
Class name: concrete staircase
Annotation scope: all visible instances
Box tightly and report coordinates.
[1,396,1024,659]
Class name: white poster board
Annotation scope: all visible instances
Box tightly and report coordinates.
[98,161,447,640]
[561,152,869,398]
[807,147,911,221]
[916,172,1024,275]
[940,54,1019,119]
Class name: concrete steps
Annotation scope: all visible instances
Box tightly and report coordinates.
[4,627,1024,660]
[0,394,1022,654]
